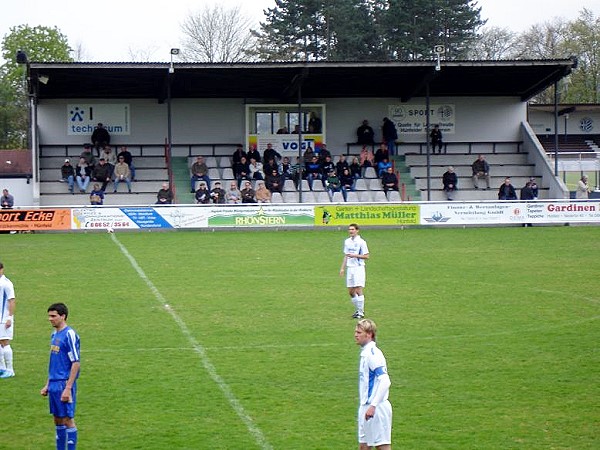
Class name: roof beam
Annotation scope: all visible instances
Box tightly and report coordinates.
[401,67,438,102]
[281,67,310,100]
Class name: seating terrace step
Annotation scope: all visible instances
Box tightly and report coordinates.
[409,165,535,178]
[40,181,164,194]
[41,167,168,182]
[39,155,166,170]
[405,153,528,166]
[423,188,548,201]
[414,176,539,190]
[40,192,159,207]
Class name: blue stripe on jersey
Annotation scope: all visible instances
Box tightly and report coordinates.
[367,366,386,399]
[1,285,7,322]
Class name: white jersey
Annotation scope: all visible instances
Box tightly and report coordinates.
[344,235,369,267]
[0,274,15,324]
[359,341,389,405]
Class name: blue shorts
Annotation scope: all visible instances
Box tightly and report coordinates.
[48,380,77,418]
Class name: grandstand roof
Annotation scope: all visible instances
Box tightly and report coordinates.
[28,59,576,103]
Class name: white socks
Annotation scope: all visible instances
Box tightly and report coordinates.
[356,295,365,314]
[0,345,13,372]
[351,295,365,314]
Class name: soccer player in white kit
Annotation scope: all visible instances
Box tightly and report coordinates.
[355,318,392,450]
[340,223,369,319]
[0,261,16,378]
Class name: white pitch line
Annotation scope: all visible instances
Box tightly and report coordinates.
[110,233,273,450]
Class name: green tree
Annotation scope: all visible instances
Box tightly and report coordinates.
[382,0,484,60]
[561,8,600,103]
[317,0,387,61]
[251,0,322,61]
[0,25,72,149]
[253,0,484,61]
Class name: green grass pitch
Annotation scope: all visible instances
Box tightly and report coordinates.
[0,226,598,449]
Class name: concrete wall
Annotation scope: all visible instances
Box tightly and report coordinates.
[38,96,526,153]
[528,108,600,135]
[0,178,34,207]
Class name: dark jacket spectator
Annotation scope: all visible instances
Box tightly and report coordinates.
[92,159,112,190]
[498,178,517,200]
[263,144,281,163]
[156,183,174,204]
[241,181,256,203]
[381,168,399,192]
[91,123,110,149]
[520,182,535,200]
[357,120,375,145]
[195,185,211,204]
[231,146,247,165]
[265,170,284,194]
[210,182,226,204]
[247,147,261,163]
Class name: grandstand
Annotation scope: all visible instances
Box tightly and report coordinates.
[36,140,554,205]
[39,145,168,206]
[174,154,401,204]
[4,59,579,207]
[403,148,546,201]
[536,134,600,154]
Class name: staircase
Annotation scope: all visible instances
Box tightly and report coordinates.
[171,156,195,204]
[393,156,420,201]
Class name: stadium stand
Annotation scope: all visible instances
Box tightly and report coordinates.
[536,134,600,154]
[39,145,168,206]
[404,151,547,201]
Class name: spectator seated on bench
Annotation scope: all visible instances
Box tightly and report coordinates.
[190,156,211,193]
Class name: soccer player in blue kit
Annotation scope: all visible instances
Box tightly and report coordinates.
[40,303,80,450]
[340,223,370,318]
[355,318,392,449]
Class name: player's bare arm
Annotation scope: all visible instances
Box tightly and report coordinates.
[340,255,348,275]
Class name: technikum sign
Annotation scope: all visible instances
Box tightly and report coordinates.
[67,104,130,136]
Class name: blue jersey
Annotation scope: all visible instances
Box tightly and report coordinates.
[49,326,80,381]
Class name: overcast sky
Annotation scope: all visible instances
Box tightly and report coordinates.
[1,0,597,62]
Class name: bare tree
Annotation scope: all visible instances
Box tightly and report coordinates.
[70,41,90,62]
[181,5,256,63]
[127,45,160,62]
[467,26,519,59]
[514,19,568,59]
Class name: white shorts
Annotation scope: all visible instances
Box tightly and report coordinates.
[346,266,366,288]
[358,400,392,447]
[0,320,14,340]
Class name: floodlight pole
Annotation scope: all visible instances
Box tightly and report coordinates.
[16,50,40,205]
[425,82,431,200]
[167,49,179,191]
[297,84,303,203]
[553,82,559,176]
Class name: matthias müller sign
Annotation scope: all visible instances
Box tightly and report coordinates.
[67,104,130,136]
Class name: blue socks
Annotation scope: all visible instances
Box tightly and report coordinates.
[55,425,77,449]
[55,425,66,449]
[66,427,78,450]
